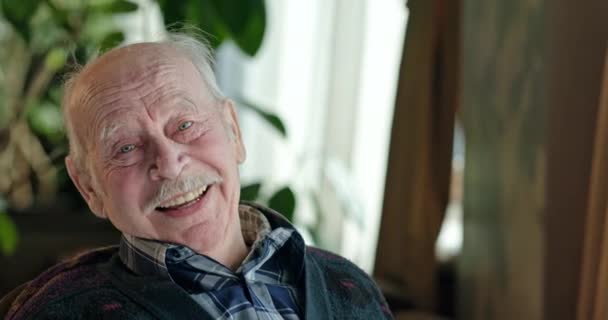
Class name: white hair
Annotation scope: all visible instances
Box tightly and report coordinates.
[161,32,225,101]
[62,31,225,174]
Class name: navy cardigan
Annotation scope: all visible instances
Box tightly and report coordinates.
[2,204,392,319]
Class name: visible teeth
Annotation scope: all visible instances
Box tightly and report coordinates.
[159,185,207,209]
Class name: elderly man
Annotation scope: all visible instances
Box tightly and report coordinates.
[1,33,392,319]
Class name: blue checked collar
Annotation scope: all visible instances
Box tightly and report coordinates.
[119,203,303,292]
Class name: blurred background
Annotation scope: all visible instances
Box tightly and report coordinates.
[0,0,607,319]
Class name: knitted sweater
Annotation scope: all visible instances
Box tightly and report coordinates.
[3,245,392,319]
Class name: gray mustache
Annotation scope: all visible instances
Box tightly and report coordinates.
[147,173,221,210]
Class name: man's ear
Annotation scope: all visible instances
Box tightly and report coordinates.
[221,99,246,164]
[65,156,106,218]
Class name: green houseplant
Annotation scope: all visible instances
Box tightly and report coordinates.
[0,0,298,255]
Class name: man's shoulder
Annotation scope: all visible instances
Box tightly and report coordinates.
[4,246,126,319]
[304,246,393,318]
[305,246,370,279]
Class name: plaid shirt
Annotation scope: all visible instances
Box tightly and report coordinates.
[119,204,304,319]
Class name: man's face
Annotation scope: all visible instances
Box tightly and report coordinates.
[66,44,245,252]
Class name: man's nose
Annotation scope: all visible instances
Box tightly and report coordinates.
[149,138,186,181]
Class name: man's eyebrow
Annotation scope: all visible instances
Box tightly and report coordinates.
[96,98,203,144]
[99,121,127,145]
[172,97,200,113]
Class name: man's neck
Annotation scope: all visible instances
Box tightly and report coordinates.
[215,233,248,271]
[193,219,249,271]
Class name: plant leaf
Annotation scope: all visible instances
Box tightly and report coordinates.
[44,0,70,31]
[157,0,228,50]
[0,0,42,41]
[209,0,266,56]
[307,226,320,246]
[240,182,261,202]
[99,31,125,51]
[0,211,18,256]
[258,112,285,137]
[156,0,190,29]
[156,0,265,55]
[91,0,138,14]
[268,186,296,222]
[44,47,67,71]
[309,191,323,228]
[237,99,287,138]
[209,0,251,35]
[28,101,64,142]
[232,7,265,56]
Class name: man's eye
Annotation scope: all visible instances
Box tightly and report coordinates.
[178,121,193,131]
[119,144,135,154]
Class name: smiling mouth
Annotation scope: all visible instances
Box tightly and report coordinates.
[156,185,210,212]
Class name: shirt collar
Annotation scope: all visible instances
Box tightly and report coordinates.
[119,203,304,290]
[240,203,272,252]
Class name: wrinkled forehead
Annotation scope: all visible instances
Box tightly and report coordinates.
[66,43,214,147]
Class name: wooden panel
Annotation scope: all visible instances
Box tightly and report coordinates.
[544,1,608,319]
[458,1,546,319]
[374,0,459,311]
[577,47,608,320]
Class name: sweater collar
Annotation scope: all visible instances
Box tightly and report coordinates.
[118,203,305,292]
